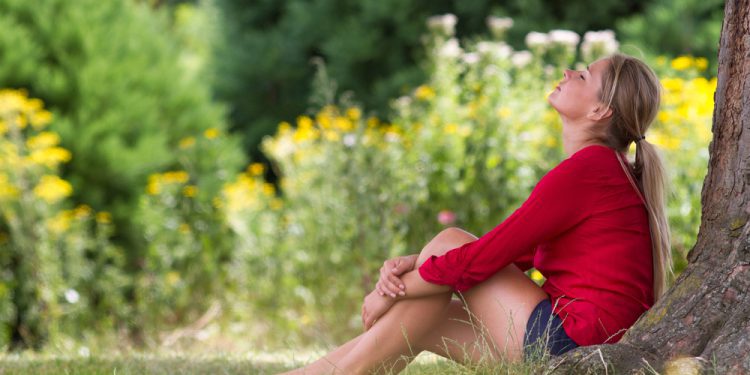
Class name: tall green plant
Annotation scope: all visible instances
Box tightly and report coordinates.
[0,0,240,249]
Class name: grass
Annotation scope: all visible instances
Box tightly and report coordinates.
[0,298,567,374]
[0,351,455,374]
[0,348,559,374]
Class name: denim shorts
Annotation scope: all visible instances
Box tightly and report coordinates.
[523,298,579,359]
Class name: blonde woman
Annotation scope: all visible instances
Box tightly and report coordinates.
[284,53,671,374]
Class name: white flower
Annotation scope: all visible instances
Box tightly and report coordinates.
[476,42,512,60]
[385,132,400,143]
[511,51,533,67]
[289,223,304,236]
[78,346,90,357]
[65,289,80,304]
[548,30,580,48]
[486,16,513,38]
[343,134,357,147]
[439,38,463,58]
[395,95,413,109]
[427,14,458,36]
[581,30,619,61]
[525,32,549,49]
[462,52,480,65]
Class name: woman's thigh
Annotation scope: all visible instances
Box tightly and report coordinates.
[417,264,548,364]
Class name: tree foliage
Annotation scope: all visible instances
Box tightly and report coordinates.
[0,0,243,248]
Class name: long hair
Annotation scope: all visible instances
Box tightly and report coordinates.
[595,53,673,302]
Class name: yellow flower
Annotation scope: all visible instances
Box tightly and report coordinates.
[147,174,161,195]
[444,123,458,134]
[334,117,353,131]
[163,171,189,184]
[270,198,283,210]
[671,56,693,71]
[96,211,112,224]
[0,89,27,116]
[204,128,219,139]
[324,130,340,141]
[28,147,72,167]
[292,123,319,142]
[26,132,60,150]
[48,210,73,234]
[346,107,362,121]
[0,174,19,200]
[179,137,196,149]
[23,98,43,113]
[497,107,512,119]
[166,271,181,286]
[655,56,667,66]
[262,183,275,196]
[74,204,92,219]
[658,111,671,123]
[182,185,197,198]
[297,115,314,130]
[11,114,27,129]
[212,197,224,209]
[545,136,558,147]
[278,121,292,135]
[247,163,265,176]
[415,85,436,101]
[695,58,708,71]
[33,175,73,203]
[661,77,684,93]
[29,110,52,129]
[366,116,380,128]
[178,223,191,234]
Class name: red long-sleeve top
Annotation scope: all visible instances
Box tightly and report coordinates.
[418,144,654,346]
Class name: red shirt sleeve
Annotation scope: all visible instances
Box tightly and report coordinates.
[418,155,595,292]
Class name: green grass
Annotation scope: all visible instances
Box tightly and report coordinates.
[0,352,440,375]
[0,350,557,374]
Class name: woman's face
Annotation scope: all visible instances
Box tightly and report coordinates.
[548,58,610,122]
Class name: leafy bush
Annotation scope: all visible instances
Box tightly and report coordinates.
[133,128,244,338]
[0,90,123,350]
[0,0,238,250]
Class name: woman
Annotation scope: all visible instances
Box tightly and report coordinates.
[284,53,672,374]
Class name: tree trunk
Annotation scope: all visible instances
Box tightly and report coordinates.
[549,1,750,373]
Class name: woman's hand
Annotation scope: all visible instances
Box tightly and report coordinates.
[361,289,395,331]
[376,254,418,298]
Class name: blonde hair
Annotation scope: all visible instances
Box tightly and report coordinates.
[596,53,673,302]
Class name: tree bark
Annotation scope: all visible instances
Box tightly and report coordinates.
[548,0,750,373]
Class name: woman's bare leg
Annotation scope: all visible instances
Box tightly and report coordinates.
[284,227,548,374]
[282,228,474,374]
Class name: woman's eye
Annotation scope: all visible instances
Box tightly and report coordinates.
[579,74,585,80]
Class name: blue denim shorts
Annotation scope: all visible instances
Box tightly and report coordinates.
[523,298,579,359]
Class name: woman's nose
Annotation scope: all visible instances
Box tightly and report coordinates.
[563,69,573,80]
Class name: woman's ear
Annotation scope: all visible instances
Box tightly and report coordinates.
[587,105,613,121]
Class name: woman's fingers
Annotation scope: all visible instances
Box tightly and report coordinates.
[392,256,414,275]
[379,263,401,297]
[375,281,387,297]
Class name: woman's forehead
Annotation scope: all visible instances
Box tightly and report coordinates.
[589,59,610,77]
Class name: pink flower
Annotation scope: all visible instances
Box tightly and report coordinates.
[437,210,456,225]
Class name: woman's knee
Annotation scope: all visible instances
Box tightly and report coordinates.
[417,227,478,266]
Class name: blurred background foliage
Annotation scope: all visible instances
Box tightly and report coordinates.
[0,0,721,352]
